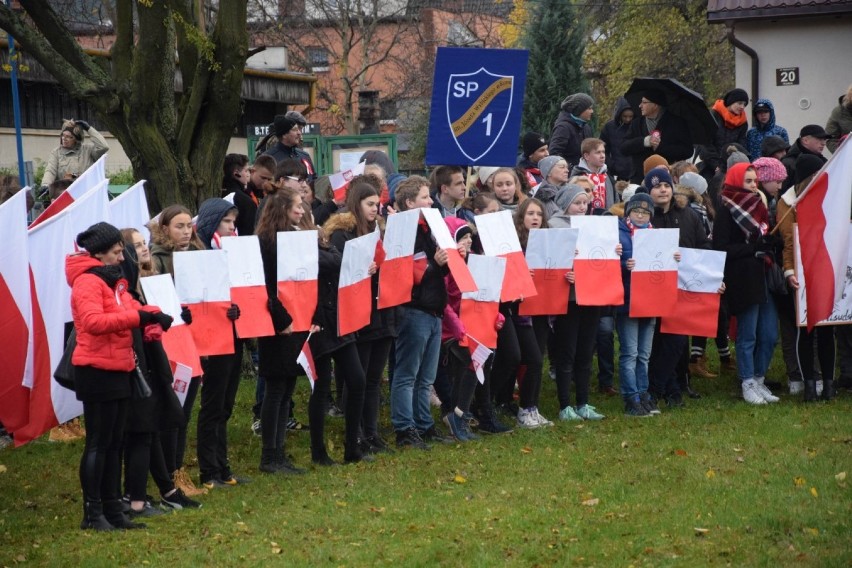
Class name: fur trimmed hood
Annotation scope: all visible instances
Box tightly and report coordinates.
[323,211,385,237]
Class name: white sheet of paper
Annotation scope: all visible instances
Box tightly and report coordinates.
[632,228,680,272]
[677,248,726,293]
[462,254,506,303]
[476,210,522,255]
[339,152,364,173]
[526,228,578,270]
[108,181,150,242]
[340,230,381,288]
[382,209,420,260]
[421,208,456,249]
[571,215,619,260]
[139,274,185,326]
[174,250,231,303]
[222,235,265,287]
[277,230,319,281]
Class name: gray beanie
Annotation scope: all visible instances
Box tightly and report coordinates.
[538,156,564,182]
[678,172,708,195]
[560,93,595,116]
[553,184,586,212]
[726,151,750,170]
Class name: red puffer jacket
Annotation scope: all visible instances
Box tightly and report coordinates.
[65,253,142,372]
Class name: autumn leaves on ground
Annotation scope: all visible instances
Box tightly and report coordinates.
[1,350,850,567]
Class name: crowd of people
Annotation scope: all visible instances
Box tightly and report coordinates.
[1,84,850,532]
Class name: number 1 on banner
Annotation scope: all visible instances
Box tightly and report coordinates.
[482,113,492,136]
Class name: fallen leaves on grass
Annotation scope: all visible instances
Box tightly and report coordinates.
[336,501,347,508]
[0,464,6,473]
[369,506,386,514]
[810,487,818,498]
[804,527,819,536]
[520,447,532,454]
[453,474,467,484]
[693,527,709,537]
[794,476,806,487]
[705,469,716,479]
[674,449,687,456]
[835,471,847,482]
[582,498,599,507]
[621,441,628,449]
[270,542,282,554]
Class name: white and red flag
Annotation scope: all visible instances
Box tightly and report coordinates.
[222,235,274,339]
[571,215,624,306]
[338,228,381,336]
[140,274,203,377]
[519,228,578,316]
[329,161,365,202]
[108,180,150,242]
[277,230,319,332]
[661,247,726,337]
[466,334,493,384]
[460,254,506,349]
[421,207,477,293]
[30,154,107,228]
[174,250,234,356]
[378,208,419,308]
[0,189,32,433]
[171,362,193,406]
[794,138,852,330]
[475,210,537,302]
[629,228,679,318]
[296,332,317,391]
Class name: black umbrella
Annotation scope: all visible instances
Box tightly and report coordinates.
[624,78,718,146]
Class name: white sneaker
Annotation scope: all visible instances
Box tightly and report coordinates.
[789,381,804,395]
[816,380,824,397]
[742,379,768,405]
[755,377,780,403]
[429,386,441,408]
[531,407,553,426]
[517,408,540,429]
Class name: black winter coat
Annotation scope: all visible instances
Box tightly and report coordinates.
[712,202,771,315]
[221,177,259,237]
[407,221,449,316]
[622,112,694,183]
[710,109,748,157]
[308,243,353,360]
[599,97,634,182]
[548,111,593,170]
[780,139,827,191]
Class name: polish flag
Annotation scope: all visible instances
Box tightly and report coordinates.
[329,161,365,202]
[794,138,852,330]
[571,216,624,306]
[378,209,419,308]
[222,236,274,338]
[29,154,107,228]
[466,334,493,384]
[476,210,537,302]
[174,250,234,356]
[338,228,382,335]
[460,254,506,349]
[277,230,319,332]
[519,228,578,316]
[108,180,150,242]
[296,333,317,391]
[171,362,193,406]
[15,180,109,445]
[629,228,679,317]
[421,208,477,293]
[0,190,32,432]
[140,274,203,377]
[661,248,726,337]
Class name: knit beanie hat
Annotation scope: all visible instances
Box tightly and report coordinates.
[538,156,564,182]
[553,184,586,212]
[726,150,750,170]
[522,132,547,158]
[752,157,787,183]
[444,216,473,243]
[560,93,595,116]
[795,154,824,185]
[643,154,669,175]
[678,172,708,195]
[273,111,307,136]
[761,135,789,157]
[644,166,673,191]
[625,193,655,217]
[478,166,499,187]
[76,222,123,255]
[723,88,749,107]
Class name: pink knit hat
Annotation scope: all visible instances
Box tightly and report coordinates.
[752,157,787,183]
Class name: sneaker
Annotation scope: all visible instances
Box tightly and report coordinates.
[419,425,453,444]
[816,380,824,397]
[396,427,430,450]
[0,434,12,450]
[549,367,556,381]
[456,416,480,441]
[279,457,307,475]
[576,404,605,420]
[364,435,394,454]
[429,386,441,408]
[221,471,251,485]
[624,397,651,417]
[446,412,473,441]
[251,419,262,437]
[789,380,804,395]
[558,406,583,421]
[665,393,685,408]
[474,409,513,434]
[516,408,540,429]
[754,377,780,403]
[201,477,233,490]
[128,501,165,519]
[496,402,520,419]
[742,379,768,405]
[160,489,202,510]
[531,407,553,427]
[287,417,308,431]
[174,467,207,497]
[326,403,344,418]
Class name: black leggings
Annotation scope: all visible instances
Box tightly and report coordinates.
[197,341,244,482]
[124,431,173,501]
[310,343,365,458]
[796,325,836,382]
[161,375,200,473]
[357,338,393,439]
[261,376,297,453]
[80,397,128,502]
[553,304,601,409]
[446,341,478,414]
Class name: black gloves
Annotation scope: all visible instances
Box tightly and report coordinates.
[153,312,174,331]
[75,120,90,131]
[267,297,293,332]
[226,303,241,321]
[180,306,192,325]
[138,310,156,327]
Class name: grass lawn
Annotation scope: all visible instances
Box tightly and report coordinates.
[1,348,850,567]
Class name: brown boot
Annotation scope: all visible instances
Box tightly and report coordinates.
[173,467,207,496]
[721,355,737,372]
[688,356,718,378]
[67,418,86,438]
[48,424,77,443]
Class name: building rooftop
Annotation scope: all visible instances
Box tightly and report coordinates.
[706,0,852,21]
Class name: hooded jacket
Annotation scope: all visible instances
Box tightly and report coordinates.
[548,110,593,170]
[196,198,238,249]
[826,92,852,154]
[746,99,789,160]
[66,253,143,372]
[599,97,634,181]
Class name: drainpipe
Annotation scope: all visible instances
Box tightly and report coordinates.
[724,22,759,103]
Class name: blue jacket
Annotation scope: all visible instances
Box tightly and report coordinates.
[746,98,789,159]
[617,218,635,315]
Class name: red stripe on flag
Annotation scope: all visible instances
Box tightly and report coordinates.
[660,290,720,337]
[28,191,74,229]
[161,323,203,377]
[796,172,835,329]
[338,280,372,336]
[0,274,30,431]
[446,248,477,293]
[459,299,499,348]
[629,270,678,318]
[185,301,234,356]
[278,280,318,332]
[573,258,624,306]
[518,268,570,316]
[231,285,275,338]
[378,256,413,308]
[499,251,537,302]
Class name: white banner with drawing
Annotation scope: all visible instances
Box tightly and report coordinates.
[794,223,852,327]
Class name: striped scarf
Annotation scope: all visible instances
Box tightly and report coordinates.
[720,185,768,243]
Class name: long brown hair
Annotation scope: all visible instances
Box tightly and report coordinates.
[121,228,157,277]
[514,198,548,249]
[152,204,204,251]
[346,182,381,236]
[255,188,302,245]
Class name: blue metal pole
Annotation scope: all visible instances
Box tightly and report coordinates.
[6,0,26,187]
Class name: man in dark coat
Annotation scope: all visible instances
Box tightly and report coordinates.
[780,125,829,190]
[548,93,595,170]
[599,97,635,182]
[262,111,317,183]
[622,90,694,183]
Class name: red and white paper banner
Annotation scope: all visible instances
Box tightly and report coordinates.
[140,274,202,377]
[460,254,506,349]
[421,208,477,293]
[277,230,319,332]
[475,210,536,302]
[296,332,317,391]
[378,209,419,308]
[174,249,233,356]
[30,154,107,228]
[338,228,381,336]
[519,228,578,316]
[466,334,493,384]
[629,228,679,318]
[330,161,366,202]
[171,362,193,406]
[661,247,726,337]
[222,235,274,338]
[571,215,624,306]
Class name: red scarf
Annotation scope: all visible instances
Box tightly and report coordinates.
[588,172,607,209]
[712,99,747,129]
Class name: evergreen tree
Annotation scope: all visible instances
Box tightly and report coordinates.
[521,0,589,136]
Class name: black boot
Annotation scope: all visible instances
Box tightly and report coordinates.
[803,380,819,402]
[80,500,115,531]
[343,442,374,464]
[103,499,146,530]
[277,447,306,475]
[821,379,836,401]
[259,448,281,473]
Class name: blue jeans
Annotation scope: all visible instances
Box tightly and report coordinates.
[735,296,778,381]
[391,307,441,432]
[616,315,655,399]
